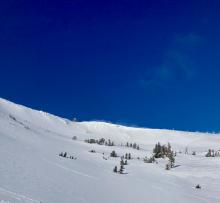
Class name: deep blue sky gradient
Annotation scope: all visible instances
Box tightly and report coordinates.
[1,0,220,132]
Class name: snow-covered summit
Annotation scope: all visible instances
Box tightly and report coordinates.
[0,97,219,150]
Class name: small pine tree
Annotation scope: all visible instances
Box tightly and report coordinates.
[128,153,131,160]
[119,163,124,174]
[167,142,171,154]
[124,160,128,165]
[168,151,175,168]
[154,142,163,158]
[165,163,170,170]
[215,151,220,157]
[133,143,137,149]
[113,166,117,173]
[205,149,212,157]
[120,159,125,166]
[63,152,67,158]
[60,152,64,157]
[195,184,201,189]
[110,150,117,157]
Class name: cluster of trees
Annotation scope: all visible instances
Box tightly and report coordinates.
[124,153,132,160]
[126,142,140,150]
[113,158,128,174]
[59,152,77,160]
[153,142,173,158]
[143,156,155,163]
[85,138,114,146]
[111,151,132,174]
[205,149,220,157]
[59,152,67,158]
[148,142,176,170]
[110,151,132,160]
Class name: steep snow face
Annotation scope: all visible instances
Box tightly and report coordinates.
[0,98,220,203]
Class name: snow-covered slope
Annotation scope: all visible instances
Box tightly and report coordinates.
[0,98,220,203]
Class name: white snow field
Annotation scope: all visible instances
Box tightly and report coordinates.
[0,98,220,203]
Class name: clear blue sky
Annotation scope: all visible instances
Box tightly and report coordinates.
[1,0,220,132]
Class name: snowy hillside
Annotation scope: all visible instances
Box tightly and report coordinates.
[0,98,220,203]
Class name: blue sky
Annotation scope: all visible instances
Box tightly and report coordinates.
[1,0,220,132]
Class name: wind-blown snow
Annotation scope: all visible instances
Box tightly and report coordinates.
[0,98,220,203]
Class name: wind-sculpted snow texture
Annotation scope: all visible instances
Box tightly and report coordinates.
[0,98,220,203]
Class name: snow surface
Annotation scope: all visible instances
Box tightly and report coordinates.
[0,98,220,203]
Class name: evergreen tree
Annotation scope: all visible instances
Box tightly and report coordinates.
[120,159,125,166]
[168,151,175,168]
[165,163,170,170]
[195,184,201,189]
[167,142,171,154]
[119,163,124,174]
[153,142,163,158]
[113,166,117,173]
[133,143,137,149]
[205,149,212,157]
[110,150,117,157]
[63,152,67,158]
[59,152,63,157]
